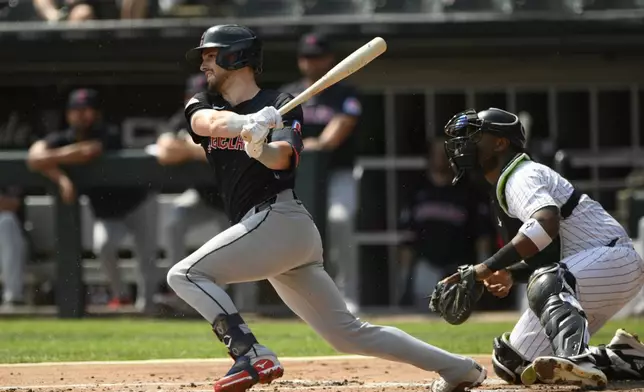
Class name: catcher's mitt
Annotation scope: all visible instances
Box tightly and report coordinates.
[428,265,484,325]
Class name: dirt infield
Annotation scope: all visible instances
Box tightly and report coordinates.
[1,356,644,392]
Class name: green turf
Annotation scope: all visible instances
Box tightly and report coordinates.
[0,317,641,363]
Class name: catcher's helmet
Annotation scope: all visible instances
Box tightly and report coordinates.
[443,108,526,185]
[185,24,263,74]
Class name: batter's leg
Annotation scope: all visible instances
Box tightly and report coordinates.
[268,262,486,388]
[166,195,325,391]
[164,189,228,273]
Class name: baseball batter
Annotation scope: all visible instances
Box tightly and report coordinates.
[440,107,644,388]
[166,24,487,392]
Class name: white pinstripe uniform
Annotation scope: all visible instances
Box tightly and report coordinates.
[503,160,644,361]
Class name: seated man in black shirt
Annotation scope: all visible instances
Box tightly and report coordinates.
[27,88,159,312]
[153,74,235,309]
[398,138,493,308]
[280,32,363,313]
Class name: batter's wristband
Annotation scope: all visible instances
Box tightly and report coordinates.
[483,242,522,272]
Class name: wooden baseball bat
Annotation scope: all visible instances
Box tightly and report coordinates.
[278,37,388,116]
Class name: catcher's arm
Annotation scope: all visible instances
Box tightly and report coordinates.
[439,206,560,286]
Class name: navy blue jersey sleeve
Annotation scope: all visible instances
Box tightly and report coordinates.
[184,92,213,145]
[332,84,362,118]
[270,93,304,169]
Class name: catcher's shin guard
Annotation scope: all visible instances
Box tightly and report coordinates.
[527,263,590,357]
[492,332,532,384]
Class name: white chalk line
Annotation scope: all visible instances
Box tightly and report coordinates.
[0,354,489,368]
[0,378,508,391]
[0,354,372,368]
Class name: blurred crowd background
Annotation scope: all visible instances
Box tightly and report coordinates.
[1,0,644,319]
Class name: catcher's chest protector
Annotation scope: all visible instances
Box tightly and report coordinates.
[490,154,563,277]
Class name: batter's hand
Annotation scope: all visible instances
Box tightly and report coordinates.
[240,122,270,144]
[249,107,282,129]
[243,140,263,159]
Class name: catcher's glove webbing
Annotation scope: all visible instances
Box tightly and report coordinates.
[428,265,484,325]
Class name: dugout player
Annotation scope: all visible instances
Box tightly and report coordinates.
[153,74,232,309]
[441,107,644,388]
[280,32,362,313]
[166,24,487,392]
[27,88,159,312]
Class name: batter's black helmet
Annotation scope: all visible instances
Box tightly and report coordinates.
[444,108,527,185]
[185,24,263,74]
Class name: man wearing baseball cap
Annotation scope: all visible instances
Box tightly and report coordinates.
[27,88,160,313]
[281,32,363,313]
[152,74,237,312]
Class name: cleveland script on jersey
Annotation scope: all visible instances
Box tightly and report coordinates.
[184,90,304,223]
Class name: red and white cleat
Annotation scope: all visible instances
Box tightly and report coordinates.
[214,355,284,392]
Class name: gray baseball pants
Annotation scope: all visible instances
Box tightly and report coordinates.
[167,189,478,383]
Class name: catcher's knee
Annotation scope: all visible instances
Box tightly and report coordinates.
[492,332,531,384]
[526,263,576,312]
[527,263,589,357]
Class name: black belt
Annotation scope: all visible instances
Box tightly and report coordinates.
[561,189,621,248]
[253,190,298,213]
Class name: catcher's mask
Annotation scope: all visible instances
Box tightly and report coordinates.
[444,108,525,185]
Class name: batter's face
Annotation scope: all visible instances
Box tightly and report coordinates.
[200,48,230,93]
[298,54,334,80]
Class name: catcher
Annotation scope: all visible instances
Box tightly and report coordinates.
[430,107,644,389]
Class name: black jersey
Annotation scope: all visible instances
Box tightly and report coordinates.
[184,89,304,224]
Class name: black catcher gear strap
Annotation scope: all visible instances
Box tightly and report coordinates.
[492,332,532,385]
[213,313,259,359]
[527,263,590,357]
[429,265,484,325]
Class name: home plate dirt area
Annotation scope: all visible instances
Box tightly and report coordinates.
[2,356,644,392]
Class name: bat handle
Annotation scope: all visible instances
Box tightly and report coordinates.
[278,100,299,117]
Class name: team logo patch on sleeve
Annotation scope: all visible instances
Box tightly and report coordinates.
[292,120,302,134]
